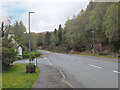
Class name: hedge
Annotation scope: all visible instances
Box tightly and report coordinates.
[17,52,41,59]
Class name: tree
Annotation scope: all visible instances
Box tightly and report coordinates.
[54,28,57,35]
[102,3,119,51]
[30,33,37,51]
[1,22,16,71]
[57,24,63,45]
[44,32,51,45]
[37,33,44,46]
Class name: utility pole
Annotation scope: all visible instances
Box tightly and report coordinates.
[28,12,34,63]
[91,30,95,54]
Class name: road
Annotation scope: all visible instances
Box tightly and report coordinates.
[15,50,119,88]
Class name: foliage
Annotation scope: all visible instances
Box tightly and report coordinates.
[56,24,63,45]
[2,37,17,71]
[26,63,35,67]
[22,54,29,58]
[20,52,41,60]
[30,53,36,61]
[44,32,51,45]
[30,33,37,51]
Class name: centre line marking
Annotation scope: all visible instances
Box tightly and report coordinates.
[88,64,103,69]
[113,70,120,74]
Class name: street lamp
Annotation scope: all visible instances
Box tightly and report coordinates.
[28,12,35,63]
[91,30,95,54]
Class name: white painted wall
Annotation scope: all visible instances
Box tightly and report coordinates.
[18,46,22,55]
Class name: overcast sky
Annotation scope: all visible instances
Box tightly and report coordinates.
[0,0,90,33]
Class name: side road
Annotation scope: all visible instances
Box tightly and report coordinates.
[32,64,70,88]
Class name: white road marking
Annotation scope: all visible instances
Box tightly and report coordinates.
[57,67,65,79]
[44,57,74,88]
[46,58,53,66]
[65,80,74,88]
[113,70,120,74]
[88,64,103,69]
[56,67,74,88]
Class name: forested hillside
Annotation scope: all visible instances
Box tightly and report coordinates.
[37,2,120,55]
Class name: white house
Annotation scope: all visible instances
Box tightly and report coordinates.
[17,46,22,55]
[8,33,22,55]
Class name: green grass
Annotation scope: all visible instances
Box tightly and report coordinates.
[0,73,2,89]
[44,49,118,59]
[2,63,40,88]
[74,53,118,59]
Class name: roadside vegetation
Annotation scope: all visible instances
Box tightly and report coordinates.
[2,63,40,88]
[17,52,43,60]
[36,2,120,58]
[0,74,1,89]
[1,19,38,71]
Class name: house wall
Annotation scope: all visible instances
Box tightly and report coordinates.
[18,46,22,55]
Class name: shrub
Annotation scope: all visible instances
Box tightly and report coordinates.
[30,53,36,60]
[22,54,29,58]
[20,52,41,60]
[26,63,35,67]
[35,52,41,57]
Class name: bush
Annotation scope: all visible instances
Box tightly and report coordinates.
[2,47,16,71]
[30,53,36,60]
[19,52,41,60]
[26,63,35,67]
[22,54,29,58]
[35,52,41,57]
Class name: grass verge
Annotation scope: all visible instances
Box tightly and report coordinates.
[73,53,119,59]
[2,63,40,88]
[0,73,2,89]
[43,49,118,59]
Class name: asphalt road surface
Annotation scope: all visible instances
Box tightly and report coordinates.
[15,50,119,88]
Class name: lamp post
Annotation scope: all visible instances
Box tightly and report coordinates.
[28,12,34,63]
[91,30,95,54]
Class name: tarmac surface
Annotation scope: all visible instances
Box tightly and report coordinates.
[14,50,119,88]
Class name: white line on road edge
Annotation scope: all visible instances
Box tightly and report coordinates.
[45,57,74,88]
[57,67,65,79]
[88,64,103,69]
[56,67,74,88]
[65,80,74,88]
[113,70,120,74]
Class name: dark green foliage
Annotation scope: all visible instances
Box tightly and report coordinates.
[2,37,17,71]
[30,33,37,51]
[22,54,29,58]
[30,53,36,60]
[57,24,63,45]
[37,33,44,46]
[34,52,41,57]
[22,52,41,59]
[44,32,51,45]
